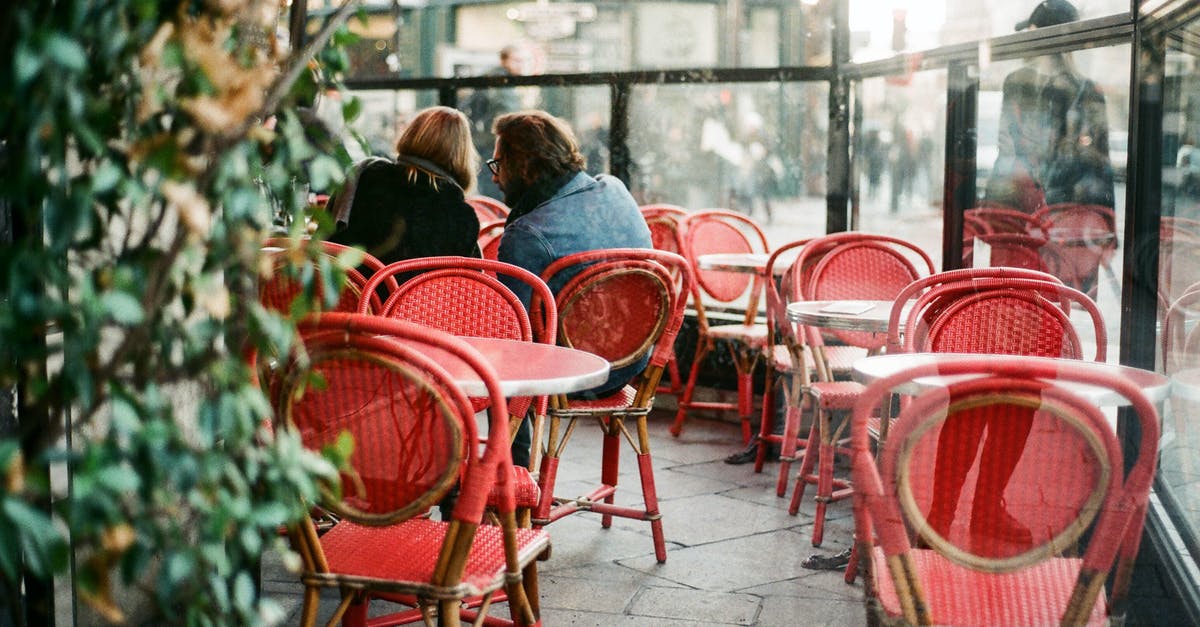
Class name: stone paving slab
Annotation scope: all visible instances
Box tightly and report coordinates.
[617,529,824,591]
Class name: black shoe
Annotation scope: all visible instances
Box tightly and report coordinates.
[724,445,758,465]
[802,547,852,571]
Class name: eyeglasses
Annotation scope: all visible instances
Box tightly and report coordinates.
[486,158,501,175]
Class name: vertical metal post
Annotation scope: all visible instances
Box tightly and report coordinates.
[609,81,632,186]
[943,61,978,271]
[825,0,851,233]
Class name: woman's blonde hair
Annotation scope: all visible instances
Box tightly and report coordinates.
[394,106,478,193]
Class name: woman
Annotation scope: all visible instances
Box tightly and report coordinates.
[328,106,481,266]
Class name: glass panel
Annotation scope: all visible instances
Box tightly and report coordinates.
[1158,19,1200,555]
[307,0,830,80]
[975,44,1130,354]
[853,71,947,270]
[626,82,828,247]
[850,0,1127,62]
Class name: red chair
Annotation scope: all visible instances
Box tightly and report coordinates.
[785,233,933,546]
[280,313,549,626]
[1034,203,1118,296]
[478,219,506,261]
[962,232,1057,274]
[358,256,556,474]
[260,238,395,315]
[670,209,770,442]
[531,249,692,563]
[467,195,511,222]
[850,358,1159,626]
[903,277,1107,362]
[965,206,1050,236]
[640,204,688,396]
[755,238,816,479]
[884,267,1064,355]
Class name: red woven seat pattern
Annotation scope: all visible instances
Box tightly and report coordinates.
[559,385,638,411]
[707,323,769,347]
[870,548,1106,626]
[322,518,549,596]
[488,466,540,508]
[809,381,863,409]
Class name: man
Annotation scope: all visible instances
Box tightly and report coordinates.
[490,110,652,467]
[491,110,652,309]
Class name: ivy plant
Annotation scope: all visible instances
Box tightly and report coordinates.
[0,1,366,624]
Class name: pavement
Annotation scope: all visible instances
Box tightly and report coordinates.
[261,407,866,625]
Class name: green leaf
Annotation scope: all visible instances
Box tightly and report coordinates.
[306,155,343,192]
[14,43,43,85]
[101,291,144,325]
[46,34,87,72]
[2,498,67,577]
[342,96,362,123]
[97,465,141,493]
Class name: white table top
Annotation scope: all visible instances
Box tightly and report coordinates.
[853,352,1171,406]
[786,300,898,334]
[697,251,798,275]
[421,337,610,397]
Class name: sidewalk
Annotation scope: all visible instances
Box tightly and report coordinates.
[261,408,865,625]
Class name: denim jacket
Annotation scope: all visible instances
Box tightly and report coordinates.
[497,171,653,396]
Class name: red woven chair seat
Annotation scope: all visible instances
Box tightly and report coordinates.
[820,345,866,375]
[321,518,550,597]
[488,466,540,508]
[870,547,1106,625]
[810,380,864,409]
[707,322,769,347]
[765,344,820,373]
[559,385,638,411]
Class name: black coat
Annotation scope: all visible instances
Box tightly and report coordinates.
[328,158,481,268]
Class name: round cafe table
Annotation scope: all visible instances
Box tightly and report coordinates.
[786,300,898,334]
[421,336,610,397]
[853,352,1171,406]
[697,250,800,276]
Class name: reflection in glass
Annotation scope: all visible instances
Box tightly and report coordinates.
[1159,24,1200,556]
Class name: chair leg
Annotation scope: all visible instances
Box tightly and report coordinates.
[755,370,778,473]
[737,366,755,444]
[670,339,713,437]
[637,449,668,563]
[789,410,821,516]
[600,417,620,529]
[776,402,804,497]
[843,543,860,584]
[812,431,836,547]
[299,586,321,627]
[439,598,462,627]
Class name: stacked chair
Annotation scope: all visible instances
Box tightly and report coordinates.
[530,249,692,563]
[640,203,689,396]
[850,357,1159,625]
[670,209,770,442]
[276,313,548,626]
[783,233,934,547]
